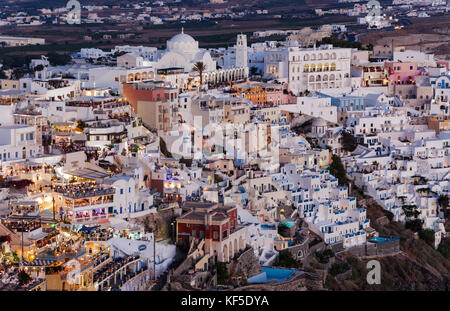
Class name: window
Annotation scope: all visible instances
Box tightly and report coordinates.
[213,231,218,239]
[120,189,124,194]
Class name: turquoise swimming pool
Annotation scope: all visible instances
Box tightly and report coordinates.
[247,267,300,284]
[370,236,398,243]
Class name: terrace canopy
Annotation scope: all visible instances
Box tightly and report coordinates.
[64,167,110,180]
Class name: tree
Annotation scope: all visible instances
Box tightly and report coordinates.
[419,229,435,247]
[192,61,206,86]
[341,131,357,152]
[33,64,44,72]
[47,52,71,66]
[249,66,258,76]
[11,69,24,79]
[402,205,420,219]
[0,70,6,79]
[275,250,299,268]
[405,219,423,232]
[437,194,449,212]
[328,154,349,186]
[18,270,32,285]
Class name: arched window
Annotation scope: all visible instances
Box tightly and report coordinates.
[310,64,316,72]
[304,64,309,72]
[317,64,323,72]
[324,63,329,71]
[304,54,310,61]
[330,62,336,71]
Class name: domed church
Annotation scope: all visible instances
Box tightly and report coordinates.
[154,28,216,73]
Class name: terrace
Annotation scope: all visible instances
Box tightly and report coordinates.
[53,184,115,199]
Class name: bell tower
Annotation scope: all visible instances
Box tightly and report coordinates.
[235,34,248,68]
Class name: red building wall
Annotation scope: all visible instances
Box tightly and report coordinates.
[123,83,166,113]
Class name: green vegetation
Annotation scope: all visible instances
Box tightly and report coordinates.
[317,36,363,49]
[274,250,300,268]
[405,219,423,232]
[437,194,449,211]
[18,270,32,286]
[315,249,334,264]
[328,154,349,186]
[437,238,450,260]
[418,229,435,247]
[159,138,173,158]
[341,131,357,152]
[402,205,420,219]
[216,262,229,285]
[329,262,350,276]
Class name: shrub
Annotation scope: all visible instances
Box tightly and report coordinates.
[418,229,435,247]
[405,219,423,232]
[315,249,334,264]
[275,250,299,268]
[329,262,350,276]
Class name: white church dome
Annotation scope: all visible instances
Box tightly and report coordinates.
[167,29,199,55]
[169,33,196,44]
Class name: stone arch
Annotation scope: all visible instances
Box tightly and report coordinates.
[142,72,148,80]
[128,73,134,81]
[316,75,321,82]
[323,74,328,81]
[310,64,316,72]
[135,73,141,81]
[317,63,323,72]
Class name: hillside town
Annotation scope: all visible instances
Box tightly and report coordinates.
[0,24,449,291]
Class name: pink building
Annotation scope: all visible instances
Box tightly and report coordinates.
[385,62,423,85]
